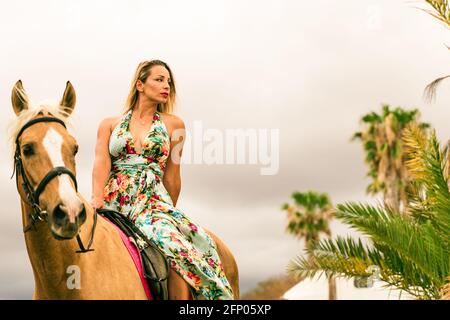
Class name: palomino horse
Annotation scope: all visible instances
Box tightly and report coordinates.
[10,80,239,299]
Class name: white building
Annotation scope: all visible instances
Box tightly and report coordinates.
[282,276,415,300]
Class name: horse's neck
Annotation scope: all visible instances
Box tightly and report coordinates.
[21,197,101,298]
[21,197,148,299]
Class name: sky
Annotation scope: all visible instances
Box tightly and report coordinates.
[1,0,449,299]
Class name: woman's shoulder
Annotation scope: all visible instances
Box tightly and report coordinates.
[160,112,185,129]
[98,115,123,132]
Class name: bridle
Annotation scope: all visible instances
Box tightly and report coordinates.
[11,116,97,253]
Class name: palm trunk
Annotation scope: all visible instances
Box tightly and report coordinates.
[328,276,337,300]
[307,236,337,300]
[385,167,400,213]
[441,277,450,300]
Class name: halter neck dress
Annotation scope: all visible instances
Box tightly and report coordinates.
[103,109,234,300]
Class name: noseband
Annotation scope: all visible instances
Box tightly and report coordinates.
[12,116,96,253]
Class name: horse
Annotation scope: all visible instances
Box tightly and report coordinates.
[10,80,240,299]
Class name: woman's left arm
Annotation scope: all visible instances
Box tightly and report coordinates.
[163,115,186,206]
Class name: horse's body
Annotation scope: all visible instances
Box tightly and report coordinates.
[11,80,239,299]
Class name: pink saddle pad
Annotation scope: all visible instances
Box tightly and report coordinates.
[104,217,153,300]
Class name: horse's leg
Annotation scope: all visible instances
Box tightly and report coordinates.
[204,228,240,299]
[168,268,191,300]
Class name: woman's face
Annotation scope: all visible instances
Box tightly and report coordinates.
[137,65,171,104]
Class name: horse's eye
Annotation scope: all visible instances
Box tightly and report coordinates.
[22,144,34,157]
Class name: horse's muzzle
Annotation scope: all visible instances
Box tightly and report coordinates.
[49,202,86,239]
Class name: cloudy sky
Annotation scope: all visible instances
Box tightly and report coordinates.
[1,0,449,299]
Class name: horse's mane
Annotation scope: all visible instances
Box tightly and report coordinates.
[8,101,71,161]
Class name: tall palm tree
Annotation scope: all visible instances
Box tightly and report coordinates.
[288,123,450,299]
[352,105,430,214]
[281,191,336,299]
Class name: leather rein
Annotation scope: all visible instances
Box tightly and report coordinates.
[11,116,97,253]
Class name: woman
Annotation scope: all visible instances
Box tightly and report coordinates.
[91,60,234,300]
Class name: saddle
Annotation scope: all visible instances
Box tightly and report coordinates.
[96,208,169,300]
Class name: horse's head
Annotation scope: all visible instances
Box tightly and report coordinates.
[11,80,87,240]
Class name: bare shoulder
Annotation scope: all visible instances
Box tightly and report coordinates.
[98,115,122,133]
[160,112,185,130]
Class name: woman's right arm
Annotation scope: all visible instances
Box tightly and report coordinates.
[91,118,113,209]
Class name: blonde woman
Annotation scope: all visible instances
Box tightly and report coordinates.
[91,60,234,300]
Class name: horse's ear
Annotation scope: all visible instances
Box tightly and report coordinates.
[60,81,76,116]
[11,80,30,116]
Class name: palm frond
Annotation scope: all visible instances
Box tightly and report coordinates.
[287,236,377,280]
[402,124,450,237]
[419,1,450,103]
[422,1,450,28]
[288,236,441,298]
[282,190,334,242]
[424,75,450,104]
[335,202,449,286]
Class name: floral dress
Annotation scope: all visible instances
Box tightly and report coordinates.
[103,109,234,300]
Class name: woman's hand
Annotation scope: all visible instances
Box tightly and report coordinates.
[90,196,105,210]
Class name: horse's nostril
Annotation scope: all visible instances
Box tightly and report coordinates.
[53,205,67,222]
[78,205,86,223]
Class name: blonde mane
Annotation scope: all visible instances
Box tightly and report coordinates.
[8,101,71,161]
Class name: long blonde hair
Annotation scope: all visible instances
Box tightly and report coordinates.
[124,60,177,114]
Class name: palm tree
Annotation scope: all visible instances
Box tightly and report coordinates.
[352,105,430,214]
[288,123,450,299]
[281,191,336,299]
